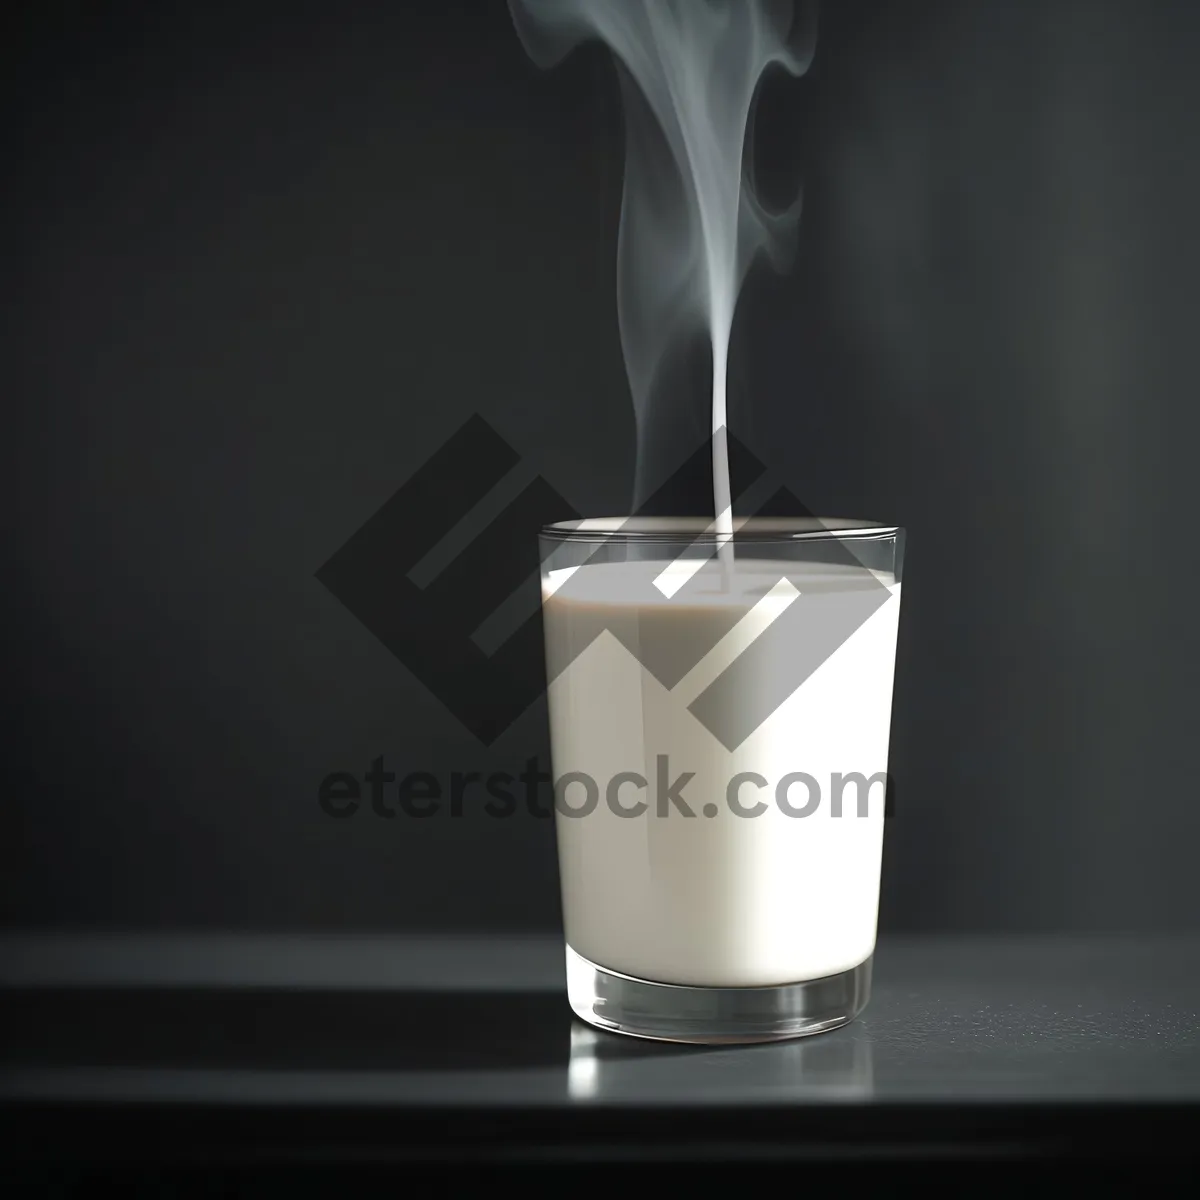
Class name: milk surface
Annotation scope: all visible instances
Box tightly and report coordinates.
[542,557,901,987]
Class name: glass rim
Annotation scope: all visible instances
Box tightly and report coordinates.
[540,516,901,544]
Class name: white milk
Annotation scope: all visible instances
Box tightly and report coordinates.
[542,557,901,988]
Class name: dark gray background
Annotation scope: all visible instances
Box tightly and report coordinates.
[5,0,1199,934]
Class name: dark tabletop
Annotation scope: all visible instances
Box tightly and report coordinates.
[2,932,1198,1166]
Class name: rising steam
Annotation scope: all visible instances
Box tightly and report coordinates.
[510,0,815,525]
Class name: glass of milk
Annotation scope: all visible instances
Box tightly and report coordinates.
[539,517,905,1043]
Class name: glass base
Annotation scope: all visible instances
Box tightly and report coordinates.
[565,945,872,1045]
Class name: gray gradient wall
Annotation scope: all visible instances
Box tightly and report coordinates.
[5,0,1199,934]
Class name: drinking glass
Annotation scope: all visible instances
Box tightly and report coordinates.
[539,516,904,1043]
